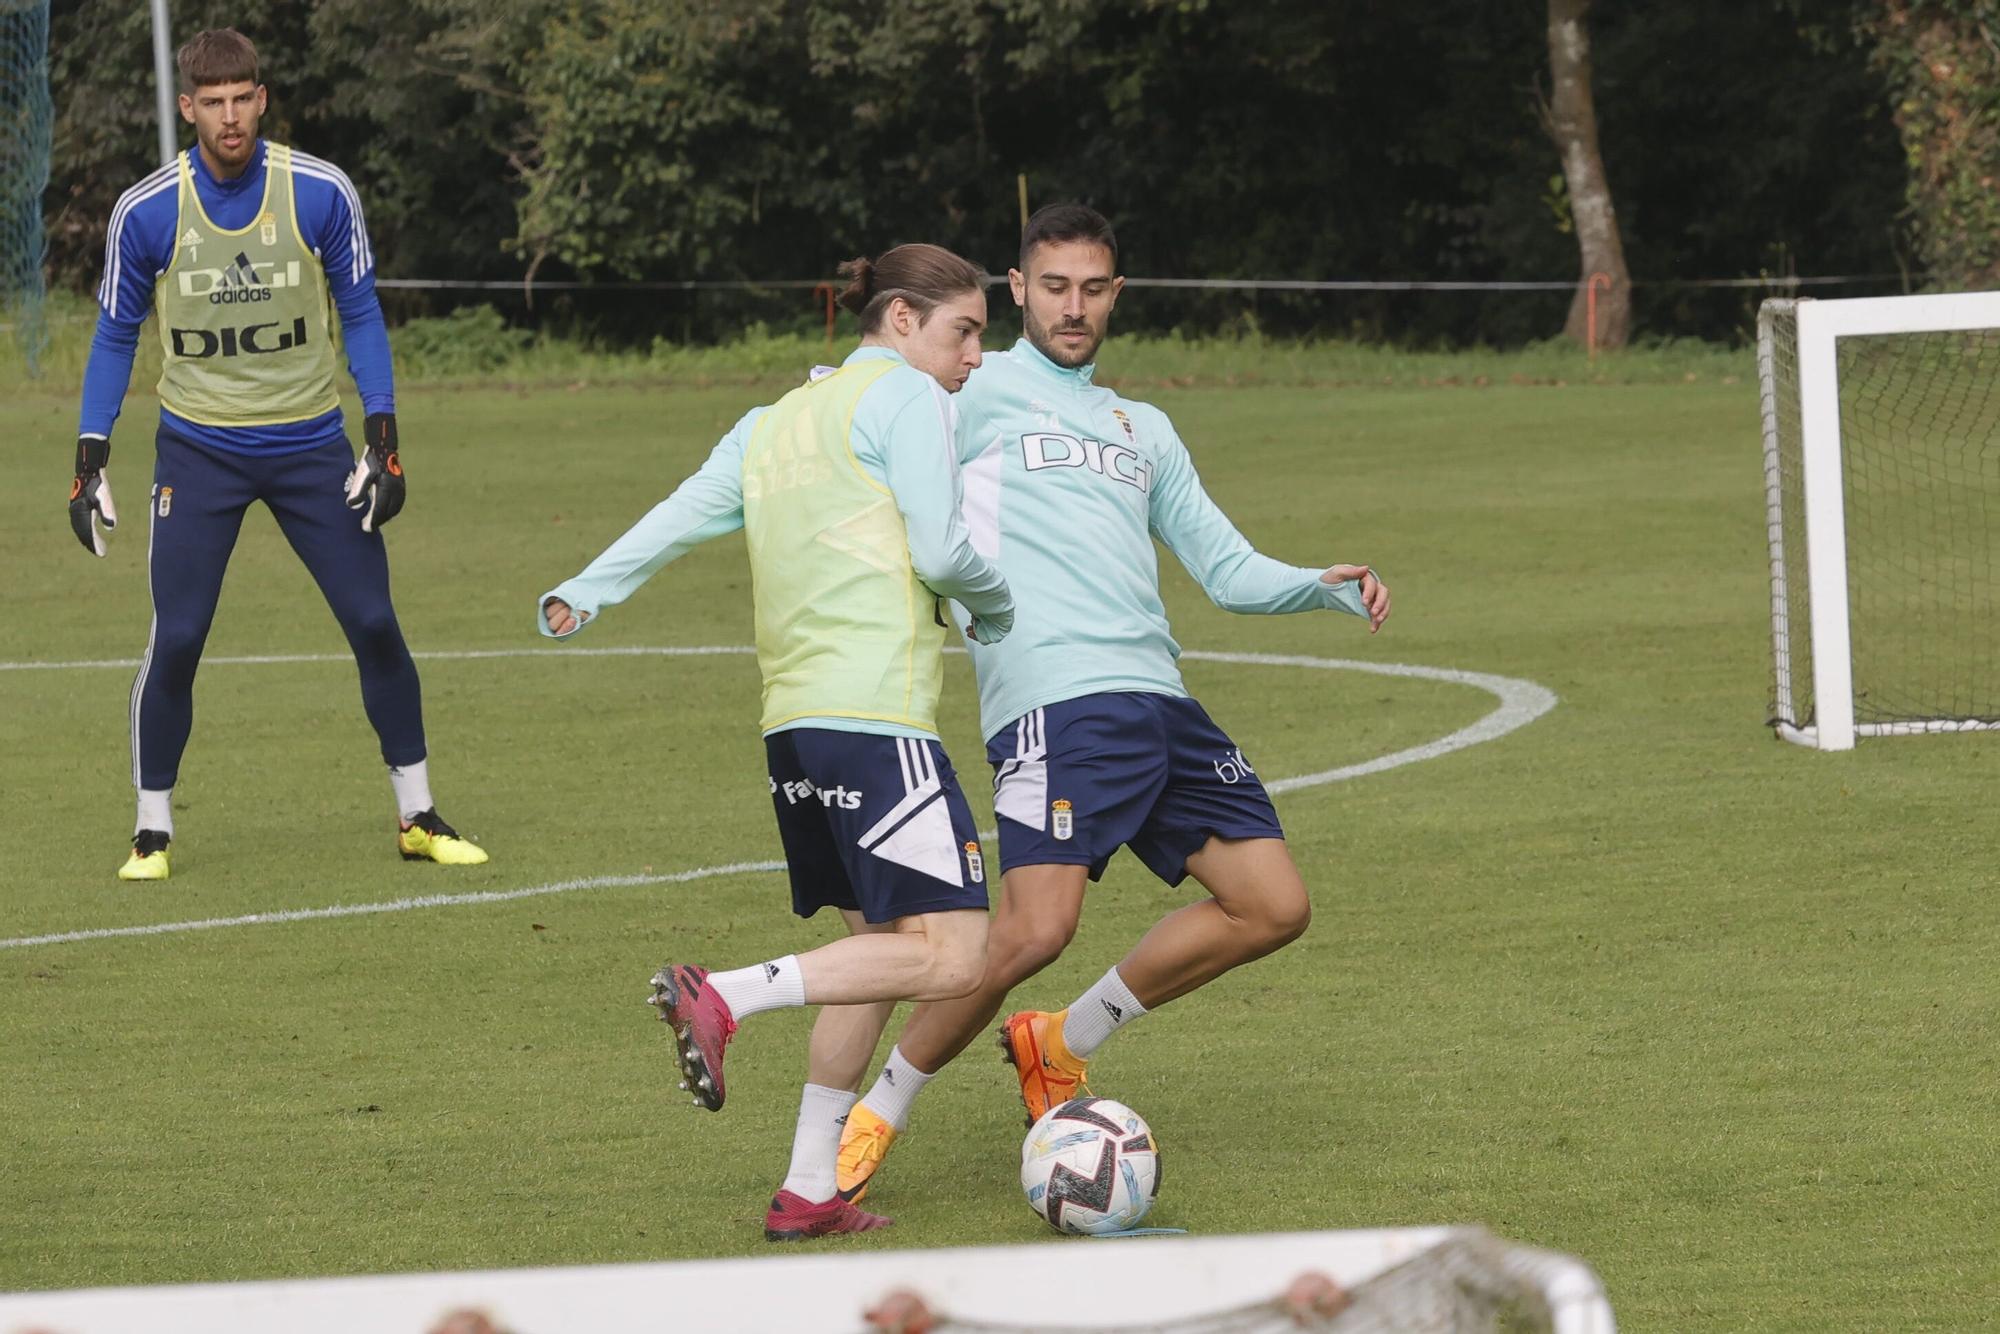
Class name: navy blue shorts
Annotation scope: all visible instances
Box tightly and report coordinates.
[987,692,1284,887]
[766,728,990,924]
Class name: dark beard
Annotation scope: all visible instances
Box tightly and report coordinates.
[1026,308,1101,367]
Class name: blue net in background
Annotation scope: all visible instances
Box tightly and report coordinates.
[1,0,51,377]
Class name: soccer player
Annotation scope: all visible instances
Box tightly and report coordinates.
[835,204,1392,1202]
[70,29,485,881]
[537,244,1012,1241]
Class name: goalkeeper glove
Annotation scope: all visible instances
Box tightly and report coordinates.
[69,435,118,558]
[344,412,406,533]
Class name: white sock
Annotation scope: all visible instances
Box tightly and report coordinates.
[858,1045,936,1132]
[388,759,434,823]
[707,954,807,1020]
[779,1083,858,1203]
[1061,967,1149,1059]
[136,788,174,837]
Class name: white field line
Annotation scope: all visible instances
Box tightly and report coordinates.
[0,646,1555,952]
[1181,651,1560,793]
[0,864,786,950]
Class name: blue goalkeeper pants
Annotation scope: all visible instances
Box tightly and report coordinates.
[130,423,426,791]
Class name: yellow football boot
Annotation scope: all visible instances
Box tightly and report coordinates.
[998,1009,1090,1125]
[117,829,172,882]
[397,809,489,865]
[836,1103,899,1204]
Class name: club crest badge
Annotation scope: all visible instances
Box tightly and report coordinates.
[964,841,984,884]
[1051,799,1074,841]
[1112,408,1136,444]
[157,486,173,518]
[258,212,278,247]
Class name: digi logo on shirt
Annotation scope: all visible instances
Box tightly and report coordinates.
[1019,432,1152,494]
[168,317,311,359]
[176,256,305,303]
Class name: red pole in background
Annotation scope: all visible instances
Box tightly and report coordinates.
[812,282,837,347]
[1586,272,1611,361]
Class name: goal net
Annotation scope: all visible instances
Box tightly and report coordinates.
[0,1226,1614,1334]
[0,0,50,375]
[887,1228,1612,1334]
[1759,293,2000,749]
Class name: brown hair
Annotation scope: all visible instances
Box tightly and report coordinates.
[177,29,259,94]
[835,244,987,335]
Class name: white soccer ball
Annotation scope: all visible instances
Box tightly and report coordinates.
[1020,1096,1161,1235]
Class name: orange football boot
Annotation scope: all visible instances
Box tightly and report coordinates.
[997,1009,1090,1125]
[836,1104,898,1204]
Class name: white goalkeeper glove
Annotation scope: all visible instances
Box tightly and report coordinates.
[69,435,118,558]
[344,412,406,533]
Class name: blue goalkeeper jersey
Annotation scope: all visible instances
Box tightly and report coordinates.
[80,140,394,455]
[951,337,1367,740]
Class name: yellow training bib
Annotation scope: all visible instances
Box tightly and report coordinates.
[154,143,340,427]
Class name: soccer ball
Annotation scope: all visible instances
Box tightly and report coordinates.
[1020,1096,1161,1235]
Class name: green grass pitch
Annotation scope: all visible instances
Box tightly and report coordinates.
[2,361,1995,1330]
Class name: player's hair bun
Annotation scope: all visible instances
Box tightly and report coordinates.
[835,258,875,316]
[832,245,986,335]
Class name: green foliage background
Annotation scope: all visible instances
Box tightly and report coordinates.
[1856,0,2000,289]
[38,0,1938,344]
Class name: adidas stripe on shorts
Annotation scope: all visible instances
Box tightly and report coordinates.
[765,728,989,924]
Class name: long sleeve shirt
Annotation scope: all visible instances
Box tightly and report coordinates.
[538,346,1011,738]
[80,140,392,454]
[951,337,1367,740]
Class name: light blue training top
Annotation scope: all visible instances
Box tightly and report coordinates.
[950,337,1367,740]
[535,346,1010,740]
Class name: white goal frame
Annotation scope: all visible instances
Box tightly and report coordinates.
[1760,291,2000,750]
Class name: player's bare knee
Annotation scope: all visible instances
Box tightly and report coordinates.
[932,958,983,999]
[1238,888,1309,950]
[1017,914,1078,972]
[1264,892,1311,947]
[911,914,987,998]
[924,943,985,999]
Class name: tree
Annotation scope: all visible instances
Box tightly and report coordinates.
[42,0,532,290]
[1854,0,2000,290]
[1543,0,1630,349]
[38,0,1909,345]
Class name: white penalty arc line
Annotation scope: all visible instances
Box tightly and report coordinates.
[0,647,1555,952]
[1180,651,1559,793]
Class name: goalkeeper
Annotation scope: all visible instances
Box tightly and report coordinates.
[73,29,484,881]
[835,204,1391,1203]
[537,243,1011,1242]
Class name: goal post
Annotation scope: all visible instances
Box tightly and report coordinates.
[1759,291,2000,750]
